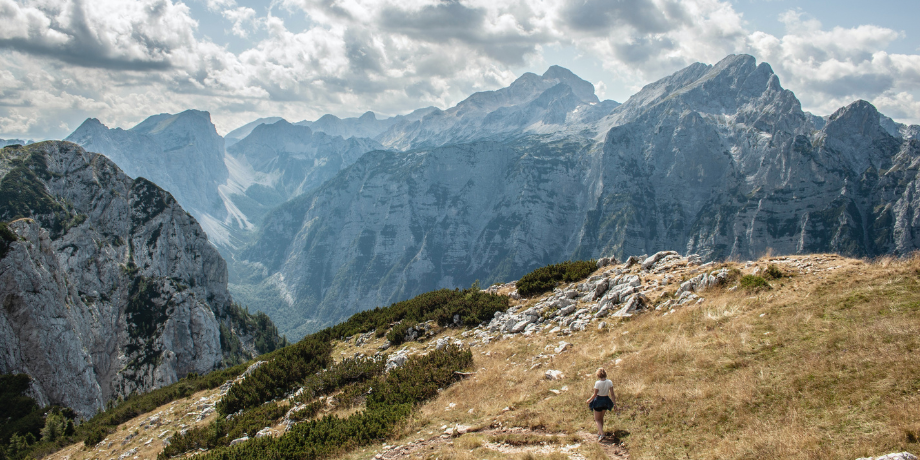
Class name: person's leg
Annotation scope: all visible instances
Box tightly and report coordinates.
[594,409,605,438]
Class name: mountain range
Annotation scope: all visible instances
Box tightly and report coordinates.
[65,54,920,339]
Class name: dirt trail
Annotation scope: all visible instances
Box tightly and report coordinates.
[374,426,628,459]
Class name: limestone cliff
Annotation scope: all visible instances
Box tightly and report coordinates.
[0,141,276,418]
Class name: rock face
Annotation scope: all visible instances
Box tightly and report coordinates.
[0,142,269,418]
[375,65,617,150]
[237,55,920,338]
[224,120,383,224]
[65,110,231,245]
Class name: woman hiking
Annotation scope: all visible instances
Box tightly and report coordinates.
[586,367,615,441]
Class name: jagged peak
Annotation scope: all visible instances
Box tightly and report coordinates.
[828,99,878,123]
[316,114,343,123]
[74,117,108,131]
[359,111,377,121]
[542,65,578,81]
[129,109,217,136]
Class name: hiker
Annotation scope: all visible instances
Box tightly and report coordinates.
[586,367,615,441]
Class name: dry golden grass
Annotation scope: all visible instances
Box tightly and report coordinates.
[360,254,920,460]
[46,253,920,460]
[44,388,223,460]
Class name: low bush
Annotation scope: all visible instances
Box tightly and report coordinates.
[739,275,770,291]
[158,401,287,459]
[195,346,472,460]
[217,337,332,416]
[331,288,508,346]
[296,356,385,402]
[516,260,597,297]
[763,264,784,280]
[286,401,323,423]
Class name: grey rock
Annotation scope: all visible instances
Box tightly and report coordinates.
[556,305,577,317]
[641,251,679,270]
[856,454,918,460]
[0,142,266,418]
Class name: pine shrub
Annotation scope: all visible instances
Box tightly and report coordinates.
[516,260,597,297]
[217,337,332,416]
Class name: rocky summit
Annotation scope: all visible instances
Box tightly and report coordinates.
[63,54,920,339]
[231,55,919,338]
[0,141,278,418]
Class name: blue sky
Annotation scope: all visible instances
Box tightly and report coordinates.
[0,0,918,140]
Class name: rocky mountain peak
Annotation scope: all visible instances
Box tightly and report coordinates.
[822,99,899,173]
[66,110,230,242]
[225,117,285,146]
[542,65,599,104]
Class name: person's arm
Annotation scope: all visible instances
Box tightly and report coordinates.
[586,388,598,405]
[610,386,616,409]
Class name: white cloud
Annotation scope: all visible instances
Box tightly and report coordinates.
[746,11,920,121]
[0,0,919,140]
[222,7,256,38]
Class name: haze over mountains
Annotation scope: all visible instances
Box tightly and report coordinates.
[66,54,920,339]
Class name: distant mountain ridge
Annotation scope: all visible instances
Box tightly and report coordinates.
[236,55,920,338]
[64,54,920,339]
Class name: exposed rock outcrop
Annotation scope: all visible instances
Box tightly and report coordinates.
[0,142,272,418]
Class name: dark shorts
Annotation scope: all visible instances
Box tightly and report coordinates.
[589,395,614,412]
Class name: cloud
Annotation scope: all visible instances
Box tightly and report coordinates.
[1,0,919,140]
[222,6,257,38]
[0,0,203,70]
[747,11,920,120]
[560,0,688,35]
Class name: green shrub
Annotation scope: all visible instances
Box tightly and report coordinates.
[763,264,784,280]
[195,346,472,460]
[82,426,107,448]
[217,337,332,416]
[367,345,473,409]
[287,401,323,423]
[158,401,287,459]
[323,288,508,345]
[296,356,385,402]
[739,275,771,291]
[517,260,597,297]
[385,321,415,346]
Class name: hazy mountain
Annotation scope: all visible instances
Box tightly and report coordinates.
[233,55,920,338]
[65,110,231,244]
[295,108,438,141]
[374,65,619,150]
[223,120,383,224]
[0,142,281,418]
[224,117,284,147]
[0,139,32,147]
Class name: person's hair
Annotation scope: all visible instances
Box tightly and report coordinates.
[596,368,607,379]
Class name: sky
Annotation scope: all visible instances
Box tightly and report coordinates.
[0,0,918,140]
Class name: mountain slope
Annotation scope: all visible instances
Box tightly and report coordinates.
[375,65,616,150]
[237,55,920,338]
[223,120,383,225]
[0,142,281,418]
[65,111,230,244]
[42,253,920,460]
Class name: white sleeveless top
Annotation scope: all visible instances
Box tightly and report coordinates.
[594,379,613,397]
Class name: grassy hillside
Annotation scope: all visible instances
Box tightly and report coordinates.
[45,254,920,460]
